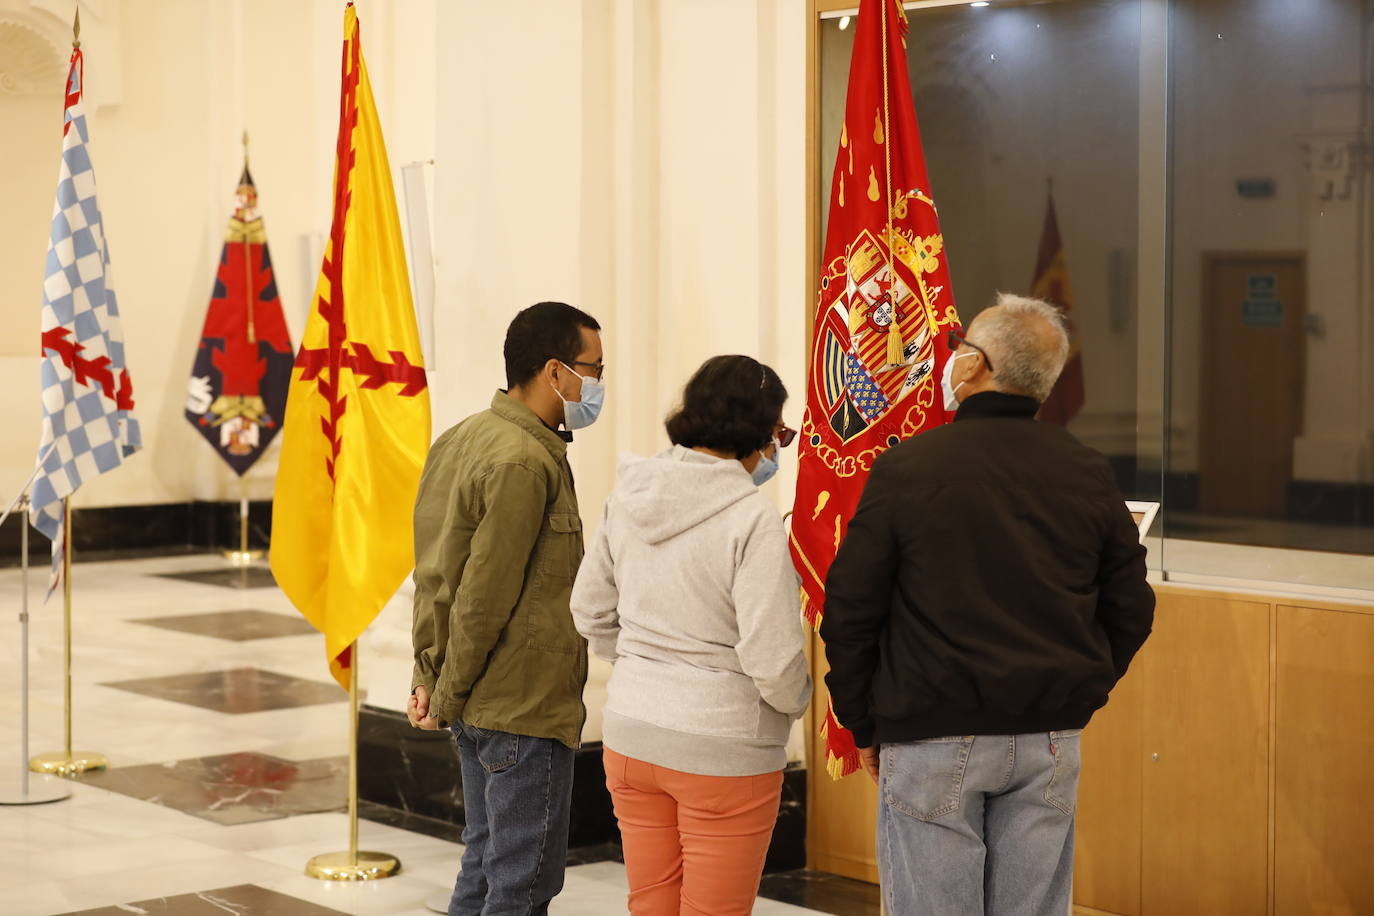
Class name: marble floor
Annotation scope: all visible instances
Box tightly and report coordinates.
[0,554,847,916]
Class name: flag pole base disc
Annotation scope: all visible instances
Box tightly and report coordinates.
[29,751,108,776]
[223,549,266,566]
[425,890,450,913]
[305,851,401,881]
[0,774,72,805]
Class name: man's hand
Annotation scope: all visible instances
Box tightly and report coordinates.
[859,745,881,785]
[407,685,442,730]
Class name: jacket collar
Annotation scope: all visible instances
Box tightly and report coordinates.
[491,391,569,460]
[954,391,1041,422]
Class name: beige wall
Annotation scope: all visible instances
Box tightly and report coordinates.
[0,0,438,509]
[430,0,809,530]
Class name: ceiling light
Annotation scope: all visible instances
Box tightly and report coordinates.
[971,1,990,6]
[839,15,851,30]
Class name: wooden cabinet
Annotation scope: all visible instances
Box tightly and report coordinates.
[1139,595,1271,915]
[1073,587,1374,916]
[805,585,1374,913]
[1074,661,1144,915]
[1274,606,1374,915]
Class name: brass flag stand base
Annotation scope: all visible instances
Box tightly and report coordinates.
[28,750,107,777]
[305,640,400,881]
[29,498,108,778]
[224,478,265,566]
[306,850,401,881]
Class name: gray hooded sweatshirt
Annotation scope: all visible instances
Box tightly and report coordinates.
[571,446,813,777]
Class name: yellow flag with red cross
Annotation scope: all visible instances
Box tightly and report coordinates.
[271,2,431,688]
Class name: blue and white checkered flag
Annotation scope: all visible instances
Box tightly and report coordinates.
[29,47,141,596]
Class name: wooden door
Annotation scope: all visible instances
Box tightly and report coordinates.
[1199,253,1306,516]
[1140,594,1271,915]
[1073,659,1146,915]
[806,643,881,882]
[1274,605,1374,914]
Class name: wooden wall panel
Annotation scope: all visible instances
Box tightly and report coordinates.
[1141,594,1271,916]
[1074,658,1145,915]
[1274,606,1374,915]
[807,641,880,883]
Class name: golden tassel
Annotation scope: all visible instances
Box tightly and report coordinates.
[885,321,905,367]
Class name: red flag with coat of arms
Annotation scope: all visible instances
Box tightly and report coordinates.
[790,0,963,779]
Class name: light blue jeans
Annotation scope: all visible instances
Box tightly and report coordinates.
[878,732,1081,916]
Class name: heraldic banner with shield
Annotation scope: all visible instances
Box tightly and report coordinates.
[789,0,964,778]
[184,158,294,475]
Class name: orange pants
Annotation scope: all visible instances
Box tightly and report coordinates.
[603,748,784,916]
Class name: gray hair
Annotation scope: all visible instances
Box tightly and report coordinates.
[966,293,1070,402]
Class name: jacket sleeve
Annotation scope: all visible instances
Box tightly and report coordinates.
[571,504,620,662]
[411,449,450,698]
[430,461,548,721]
[1096,492,1156,682]
[820,456,900,748]
[733,515,813,719]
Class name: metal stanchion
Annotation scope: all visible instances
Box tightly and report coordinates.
[305,640,400,880]
[29,497,108,777]
[0,474,70,805]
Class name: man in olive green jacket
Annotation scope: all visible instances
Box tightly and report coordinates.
[409,301,605,916]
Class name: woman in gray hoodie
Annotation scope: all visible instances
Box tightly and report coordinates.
[571,355,813,916]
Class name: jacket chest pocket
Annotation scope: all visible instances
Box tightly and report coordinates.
[526,512,584,653]
[540,513,584,580]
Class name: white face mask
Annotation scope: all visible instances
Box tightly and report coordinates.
[941,351,978,412]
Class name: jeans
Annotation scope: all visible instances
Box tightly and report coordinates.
[877,731,1081,916]
[448,721,576,916]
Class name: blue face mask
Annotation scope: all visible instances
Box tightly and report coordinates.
[751,438,780,487]
[556,363,605,431]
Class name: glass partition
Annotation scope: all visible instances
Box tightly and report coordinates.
[1162,0,1374,592]
[819,0,1374,594]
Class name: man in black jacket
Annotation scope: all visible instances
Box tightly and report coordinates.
[822,294,1154,916]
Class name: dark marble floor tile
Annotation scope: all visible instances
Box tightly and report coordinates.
[102,667,344,713]
[78,751,347,825]
[130,608,318,641]
[56,883,349,915]
[757,869,881,916]
[156,566,278,589]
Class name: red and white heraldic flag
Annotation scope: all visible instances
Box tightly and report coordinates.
[790,0,964,778]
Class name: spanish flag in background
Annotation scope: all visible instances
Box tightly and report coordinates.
[1030,191,1085,425]
[271,2,431,688]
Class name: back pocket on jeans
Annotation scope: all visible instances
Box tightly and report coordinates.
[1044,730,1082,816]
[882,736,974,822]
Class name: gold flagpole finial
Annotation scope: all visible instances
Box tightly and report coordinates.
[243,130,249,167]
[72,8,80,48]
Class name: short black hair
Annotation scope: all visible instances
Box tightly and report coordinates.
[665,355,787,459]
[504,302,601,389]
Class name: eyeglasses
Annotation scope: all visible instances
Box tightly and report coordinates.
[946,330,994,374]
[776,425,797,448]
[567,360,606,381]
